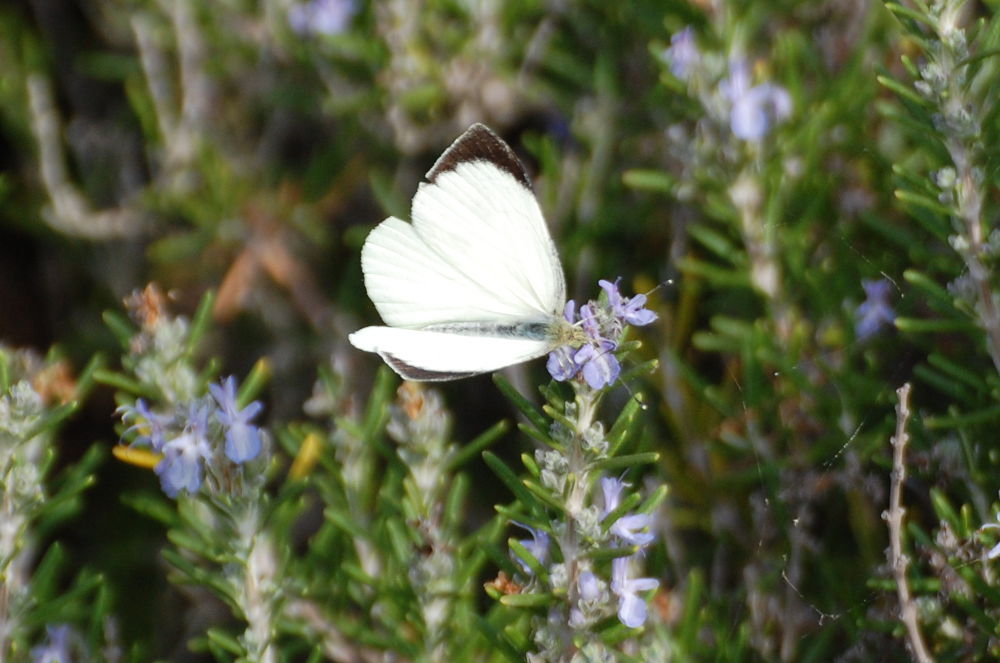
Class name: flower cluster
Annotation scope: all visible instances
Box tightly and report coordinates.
[510,477,660,632]
[118,376,264,498]
[601,477,658,628]
[547,279,657,389]
[720,59,792,143]
[663,27,793,143]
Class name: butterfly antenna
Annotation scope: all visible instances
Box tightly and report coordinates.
[645,278,675,297]
[619,378,647,410]
[589,343,648,410]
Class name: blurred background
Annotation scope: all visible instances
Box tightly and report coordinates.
[3,0,1000,660]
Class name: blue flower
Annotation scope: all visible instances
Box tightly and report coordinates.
[602,477,655,546]
[611,513,655,547]
[31,625,75,663]
[546,279,656,389]
[664,27,699,80]
[721,59,792,142]
[611,556,659,628]
[855,278,896,340]
[210,376,263,463]
[546,346,578,382]
[575,341,621,390]
[511,522,550,575]
[155,405,211,498]
[601,476,627,515]
[579,303,602,340]
[599,278,658,326]
[288,0,356,36]
[118,399,171,451]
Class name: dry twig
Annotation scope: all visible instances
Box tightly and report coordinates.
[885,383,934,663]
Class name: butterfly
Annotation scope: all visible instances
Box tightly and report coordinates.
[349,123,577,381]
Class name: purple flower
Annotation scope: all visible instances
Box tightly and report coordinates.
[118,399,171,451]
[664,27,699,80]
[599,278,658,326]
[602,476,655,545]
[562,300,577,323]
[575,342,621,390]
[855,278,896,340]
[288,0,356,36]
[210,376,263,463]
[721,59,792,142]
[155,405,211,498]
[512,522,550,575]
[611,556,659,628]
[31,625,75,663]
[611,513,655,547]
[547,279,658,389]
[601,476,627,516]
[579,304,602,340]
[546,346,578,382]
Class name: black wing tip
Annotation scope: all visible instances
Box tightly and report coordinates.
[382,352,481,382]
[426,123,533,190]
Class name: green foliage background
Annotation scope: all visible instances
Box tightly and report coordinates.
[3,0,1000,660]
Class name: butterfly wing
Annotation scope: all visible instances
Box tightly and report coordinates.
[360,124,565,329]
[348,326,553,381]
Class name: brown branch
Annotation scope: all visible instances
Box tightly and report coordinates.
[885,383,934,663]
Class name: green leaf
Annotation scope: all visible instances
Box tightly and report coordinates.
[688,223,744,265]
[102,310,136,348]
[903,269,959,311]
[520,452,541,479]
[594,452,660,473]
[499,592,558,608]
[185,290,216,356]
[927,352,989,392]
[494,374,549,434]
[926,403,1000,429]
[895,317,979,333]
[521,479,567,512]
[622,169,675,193]
[94,369,159,399]
[884,2,936,29]
[507,538,549,582]
[483,451,546,514]
[601,492,643,531]
[608,394,643,456]
[237,358,272,409]
[877,74,930,108]
[930,489,963,534]
[473,614,526,663]
[677,257,753,288]
[120,492,178,526]
[448,419,509,470]
[205,627,244,655]
[894,188,953,217]
[637,483,669,514]
[23,401,79,439]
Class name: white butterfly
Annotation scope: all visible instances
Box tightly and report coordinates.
[349,123,576,381]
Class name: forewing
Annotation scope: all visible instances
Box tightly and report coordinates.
[348,326,553,381]
[410,124,566,319]
[362,217,548,328]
